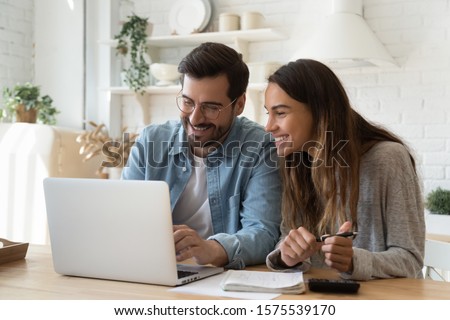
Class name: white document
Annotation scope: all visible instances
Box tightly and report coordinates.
[169,272,280,300]
[220,270,305,294]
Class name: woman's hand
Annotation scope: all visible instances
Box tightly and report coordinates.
[279,226,319,267]
[320,221,354,273]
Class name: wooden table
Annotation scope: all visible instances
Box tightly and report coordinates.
[1,245,450,300]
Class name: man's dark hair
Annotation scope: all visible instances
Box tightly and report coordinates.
[178,42,249,100]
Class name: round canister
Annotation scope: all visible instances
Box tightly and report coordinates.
[219,13,240,32]
[241,12,264,30]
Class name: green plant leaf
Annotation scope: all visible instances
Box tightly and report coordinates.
[2,82,60,125]
[426,187,450,215]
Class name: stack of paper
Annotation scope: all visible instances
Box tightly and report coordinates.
[220,270,305,294]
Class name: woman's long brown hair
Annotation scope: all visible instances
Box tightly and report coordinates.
[268,59,414,236]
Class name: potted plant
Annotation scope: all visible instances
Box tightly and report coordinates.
[425,187,450,235]
[2,82,59,125]
[114,13,151,93]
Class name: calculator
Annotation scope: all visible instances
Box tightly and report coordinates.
[308,278,360,293]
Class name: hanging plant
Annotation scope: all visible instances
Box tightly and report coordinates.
[114,13,151,94]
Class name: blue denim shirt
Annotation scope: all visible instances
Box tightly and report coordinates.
[122,117,281,269]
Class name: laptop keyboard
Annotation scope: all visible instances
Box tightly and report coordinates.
[177,269,199,279]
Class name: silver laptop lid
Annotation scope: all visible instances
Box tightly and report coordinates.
[43,178,180,286]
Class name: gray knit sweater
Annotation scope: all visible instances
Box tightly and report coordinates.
[266,141,425,281]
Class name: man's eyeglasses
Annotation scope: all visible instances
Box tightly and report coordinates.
[176,95,237,120]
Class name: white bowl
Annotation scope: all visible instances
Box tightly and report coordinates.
[150,63,181,86]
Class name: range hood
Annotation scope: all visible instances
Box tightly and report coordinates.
[292,0,397,68]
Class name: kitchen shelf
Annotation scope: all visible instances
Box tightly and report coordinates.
[101,28,286,47]
[147,28,286,47]
[100,28,287,62]
[107,85,181,95]
[105,82,267,95]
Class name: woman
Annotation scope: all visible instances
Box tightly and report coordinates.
[265,59,425,280]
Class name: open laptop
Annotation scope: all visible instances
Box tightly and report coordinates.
[43,177,224,286]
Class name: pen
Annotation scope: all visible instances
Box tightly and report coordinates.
[316,231,358,242]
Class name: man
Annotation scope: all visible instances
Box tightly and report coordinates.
[122,42,281,269]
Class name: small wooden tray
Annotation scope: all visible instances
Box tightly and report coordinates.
[0,238,29,265]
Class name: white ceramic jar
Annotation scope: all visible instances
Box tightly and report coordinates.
[241,12,264,30]
[219,13,240,32]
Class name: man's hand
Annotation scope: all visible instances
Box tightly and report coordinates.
[173,225,228,267]
[279,226,319,267]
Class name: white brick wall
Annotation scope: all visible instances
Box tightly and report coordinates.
[1,0,449,195]
[0,0,34,97]
[126,0,450,195]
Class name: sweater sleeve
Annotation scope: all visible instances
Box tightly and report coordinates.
[266,248,311,272]
[265,218,312,272]
[341,142,425,281]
